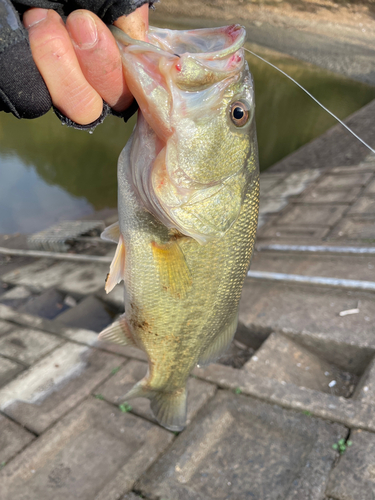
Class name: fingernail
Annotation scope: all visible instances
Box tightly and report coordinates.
[24,8,48,29]
[68,11,98,49]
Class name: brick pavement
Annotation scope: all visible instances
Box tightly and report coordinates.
[0,152,374,498]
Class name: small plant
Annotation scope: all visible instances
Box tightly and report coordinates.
[94,393,105,400]
[234,387,242,394]
[0,461,6,469]
[302,410,312,416]
[119,403,132,413]
[332,438,353,455]
[111,366,121,376]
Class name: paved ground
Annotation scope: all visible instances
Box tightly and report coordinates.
[150,0,375,86]
[0,135,374,498]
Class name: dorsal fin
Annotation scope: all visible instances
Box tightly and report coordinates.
[105,234,126,293]
[101,222,121,243]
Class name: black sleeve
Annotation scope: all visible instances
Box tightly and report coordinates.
[0,0,52,118]
[13,0,153,26]
[0,0,153,125]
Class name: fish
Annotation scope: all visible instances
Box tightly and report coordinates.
[98,24,260,431]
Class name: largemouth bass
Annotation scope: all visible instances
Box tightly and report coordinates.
[99,24,260,431]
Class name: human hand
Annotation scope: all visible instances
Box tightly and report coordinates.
[23,4,148,126]
[0,0,151,124]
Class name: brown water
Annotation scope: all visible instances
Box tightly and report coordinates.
[0,36,374,234]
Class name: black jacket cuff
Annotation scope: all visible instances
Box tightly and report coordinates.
[53,98,138,130]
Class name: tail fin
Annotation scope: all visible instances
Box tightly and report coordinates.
[122,379,187,432]
[150,389,187,432]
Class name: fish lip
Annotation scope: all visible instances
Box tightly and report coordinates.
[110,25,175,59]
[111,24,246,60]
[150,24,246,60]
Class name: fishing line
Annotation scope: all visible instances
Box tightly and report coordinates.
[243,47,375,154]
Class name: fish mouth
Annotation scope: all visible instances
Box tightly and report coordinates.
[112,24,247,141]
[115,24,253,244]
[111,24,246,60]
[111,24,246,94]
[147,24,246,60]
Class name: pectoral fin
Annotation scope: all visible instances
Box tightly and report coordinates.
[151,239,192,299]
[101,222,121,243]
[197,312,239,367]
[105,234,126,293]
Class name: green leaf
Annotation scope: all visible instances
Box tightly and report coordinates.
[338,438,345,446]
[234,387,242,394]
[119,403,132,413]
[94,394,105,400]
[332,443,338,450]
[347,440,353,447]
[302,410,312,416]
[111,366,121,376]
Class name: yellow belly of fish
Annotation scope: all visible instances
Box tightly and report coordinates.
[133,183,257,373]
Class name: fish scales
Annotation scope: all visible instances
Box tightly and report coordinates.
[99,24,260,431]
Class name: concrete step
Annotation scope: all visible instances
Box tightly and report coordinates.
[250,249,375,283]
[0,286,33,309]
[0,282,11,297]
[18,288,70,320]
[55,295,117,332]
[0,356,24,389]
[243,332,358,398]
[1,259,108,297]
[326,429,375,500]
[0,397,172,500]
[0,343,125,434]
[137,391,345,500]
[238,279,375,374]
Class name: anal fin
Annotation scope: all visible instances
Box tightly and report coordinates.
[98,314,136,346]
[105,234,126,293]
[197,312,239,367]
[151,239,192,299]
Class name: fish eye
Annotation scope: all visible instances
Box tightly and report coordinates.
[230,100,250,127]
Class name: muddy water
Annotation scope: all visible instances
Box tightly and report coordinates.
[0,28,374,233]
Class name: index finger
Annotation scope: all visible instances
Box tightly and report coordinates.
[24,8,103,125]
